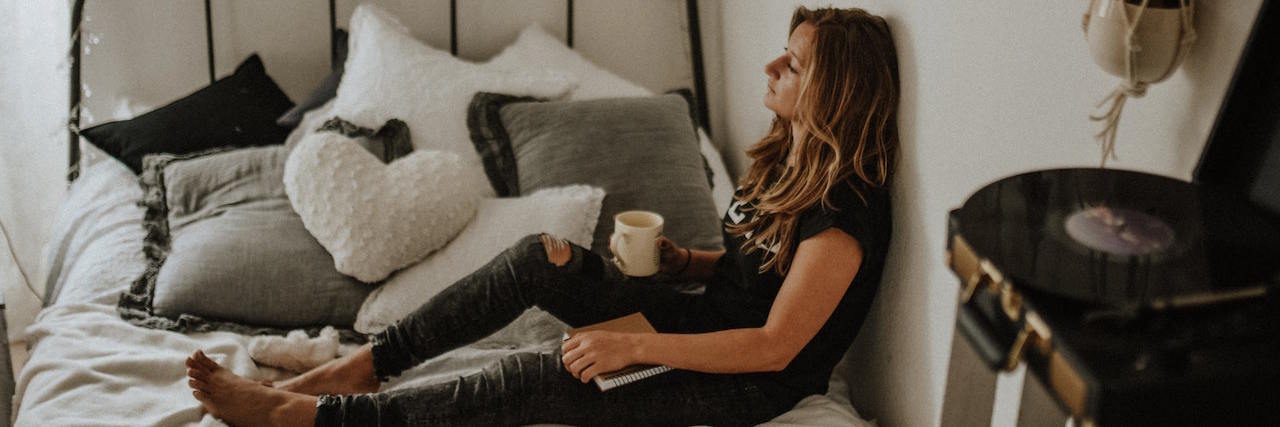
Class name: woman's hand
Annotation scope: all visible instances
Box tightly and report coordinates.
[656,236,691,276]
[561,331,641,383]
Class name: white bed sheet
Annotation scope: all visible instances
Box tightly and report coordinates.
[16,155,872,427]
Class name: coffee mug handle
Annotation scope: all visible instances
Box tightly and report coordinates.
[610,232,628,272]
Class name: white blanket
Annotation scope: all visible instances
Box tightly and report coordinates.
[15,158,872,427]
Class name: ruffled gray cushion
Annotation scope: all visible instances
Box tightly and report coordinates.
[119,146,370,336]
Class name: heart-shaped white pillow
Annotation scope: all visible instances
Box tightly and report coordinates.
[284,131,485,283]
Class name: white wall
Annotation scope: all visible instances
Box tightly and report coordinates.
[717,1,1261,426]
[0,1,69,342]
[77,0,706,123]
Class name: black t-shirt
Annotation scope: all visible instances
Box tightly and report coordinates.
[706,181,892,397]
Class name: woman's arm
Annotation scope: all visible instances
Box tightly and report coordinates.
[665,248,725,282]
[651,237,723,282]
[564,228,862,380]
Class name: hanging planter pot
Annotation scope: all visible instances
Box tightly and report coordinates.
[1083,0,1197,167]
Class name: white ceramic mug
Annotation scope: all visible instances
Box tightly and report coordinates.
[610,211,664,277]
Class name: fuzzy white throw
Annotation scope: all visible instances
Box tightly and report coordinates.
[247,327,340,373]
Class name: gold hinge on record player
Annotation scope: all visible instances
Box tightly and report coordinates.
[948,235,999,304]
[988,293,1054,371]
[948,235,1054,369]
[949,235,1086,418]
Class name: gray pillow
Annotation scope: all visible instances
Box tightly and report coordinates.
[468,93,723,255]
[119,146,370,335]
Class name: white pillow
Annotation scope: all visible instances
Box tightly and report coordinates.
[284,131,486,283]
[355,185,604,333]
[488,23,650,100]
[332,5,576,166]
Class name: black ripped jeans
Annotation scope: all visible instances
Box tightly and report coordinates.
[313,234,801,426]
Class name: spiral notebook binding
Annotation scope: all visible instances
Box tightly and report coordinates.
[596,365,673,391]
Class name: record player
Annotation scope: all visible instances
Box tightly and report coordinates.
[945,1,1280,424]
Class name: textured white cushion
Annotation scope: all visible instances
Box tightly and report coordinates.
[355,185,604,333]
[332,5,574,164]
[488,23,650,100]
[284,131,485,283]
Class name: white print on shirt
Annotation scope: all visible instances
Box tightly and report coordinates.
[725,196,780,254]
[727,199,749,224]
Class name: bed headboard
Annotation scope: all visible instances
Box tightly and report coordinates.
[65,0,711,183]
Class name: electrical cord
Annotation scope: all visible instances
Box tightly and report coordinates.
[0,217,43,305]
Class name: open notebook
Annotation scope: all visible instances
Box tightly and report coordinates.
[565,312,674,391]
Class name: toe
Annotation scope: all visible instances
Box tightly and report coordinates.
[188,351,213,371]
[192,389,211,403]
[189,378,210,392]
[188,367,209,381]
[194,350,220,370]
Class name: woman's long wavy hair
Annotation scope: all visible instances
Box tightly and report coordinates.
[728,7,900,276]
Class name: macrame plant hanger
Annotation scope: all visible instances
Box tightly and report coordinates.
[1085,0,1197,168]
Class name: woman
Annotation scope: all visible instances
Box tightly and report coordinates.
[186,6,899,426]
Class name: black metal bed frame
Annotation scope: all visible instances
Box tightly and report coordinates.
[66,0,710,182]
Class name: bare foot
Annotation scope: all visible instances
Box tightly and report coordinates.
[275,343,380,396]
[186,350,317,427]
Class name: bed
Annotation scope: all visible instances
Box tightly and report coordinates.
[14,2,876,426]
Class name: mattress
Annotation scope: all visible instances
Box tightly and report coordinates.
[15,154,873,427]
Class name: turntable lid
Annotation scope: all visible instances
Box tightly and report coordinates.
[1196,0,1280,221]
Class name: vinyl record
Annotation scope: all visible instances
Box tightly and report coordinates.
[952,168,1280,308]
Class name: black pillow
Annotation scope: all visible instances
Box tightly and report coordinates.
[80,54,294,174]
[277,29,349,128]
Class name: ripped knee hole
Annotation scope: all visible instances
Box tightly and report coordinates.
[539,234,571,267]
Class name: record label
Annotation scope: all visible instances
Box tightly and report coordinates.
[1064,206,1176,256]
